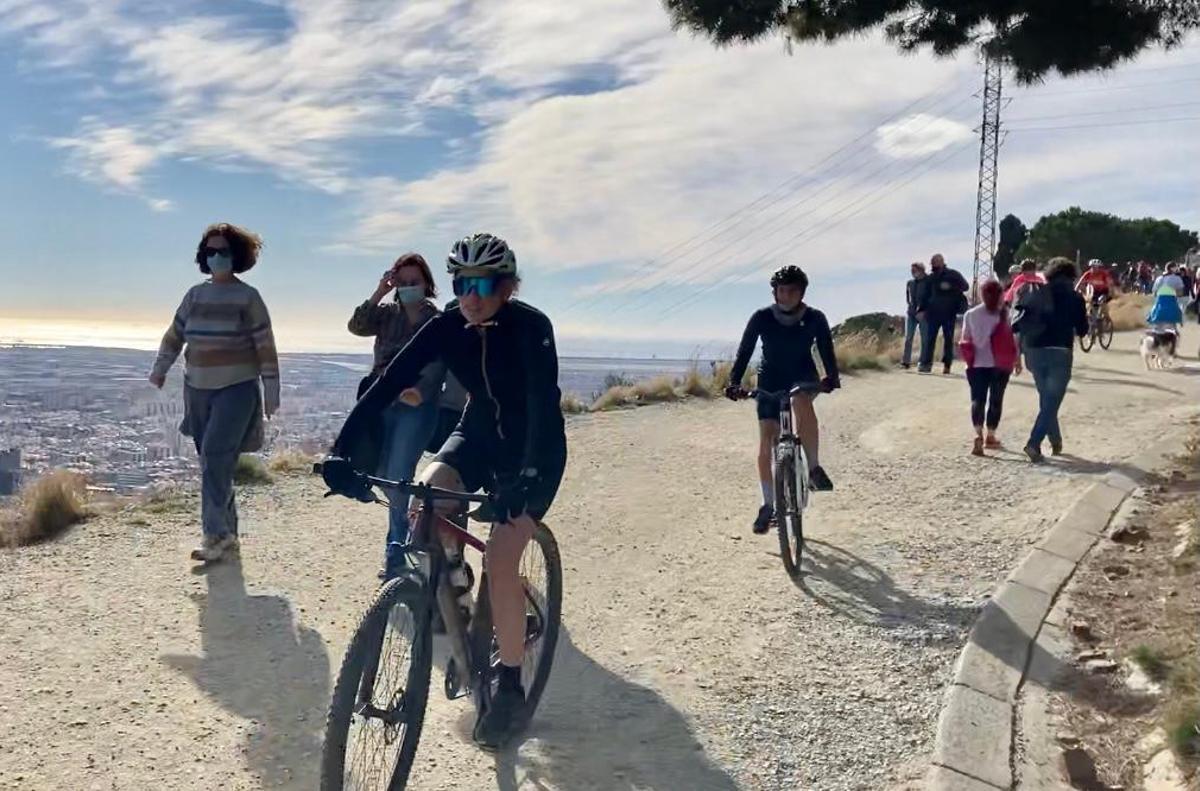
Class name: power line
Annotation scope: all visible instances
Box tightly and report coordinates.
[584,96,978,321]
[1011,74,1200,99]
[561,73,978,313]
[1008,115,1200,132]
[1007,99,1200,124]
[647,140,976,323]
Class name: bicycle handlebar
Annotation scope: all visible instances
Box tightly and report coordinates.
[313,461,491,505]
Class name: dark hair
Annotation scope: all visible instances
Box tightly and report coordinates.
[195,222,263,274]
[390,252,438,298]
[1020,258,1038,272]
[1046,257,1077,281]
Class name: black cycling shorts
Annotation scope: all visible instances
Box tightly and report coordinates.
[755,383,820,422]
[432,431,566,520]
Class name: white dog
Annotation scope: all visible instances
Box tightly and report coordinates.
[1140,328,1178,369]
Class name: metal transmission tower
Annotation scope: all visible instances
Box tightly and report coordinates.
[971,49,1004,302]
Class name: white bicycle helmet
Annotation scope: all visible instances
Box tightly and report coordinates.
[447,233,517,276]
[1088,258,1103,267]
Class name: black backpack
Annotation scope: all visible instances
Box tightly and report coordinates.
[1012,281,1052,342]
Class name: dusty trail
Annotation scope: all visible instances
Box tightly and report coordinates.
[2,331,1197,790]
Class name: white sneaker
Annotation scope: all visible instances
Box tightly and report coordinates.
[190,534,239,562]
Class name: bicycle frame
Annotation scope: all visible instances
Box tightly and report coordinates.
[751,386,819,511]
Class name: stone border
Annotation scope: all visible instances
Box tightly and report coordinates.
[927,440,1187,790]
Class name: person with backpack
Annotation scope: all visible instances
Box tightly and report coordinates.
[1003,259,1045,306]
[1012,258,1088,463]
[959,280,1020,456]
[915,253,970,374]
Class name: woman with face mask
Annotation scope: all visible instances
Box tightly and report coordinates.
[149,222,279,563]
[347,253,446,578]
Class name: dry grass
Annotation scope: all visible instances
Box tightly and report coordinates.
[138,488,194,515]
[233,454,274,486]
[267,448,317,475]
[1166,657,1200,760]
[0,471,89,547]
[1109,292,1152,332]
[835,330,904,372]
[678,364,713,399]
[560,393,590,414]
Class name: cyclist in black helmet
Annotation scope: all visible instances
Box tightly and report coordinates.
[725,265,840,534]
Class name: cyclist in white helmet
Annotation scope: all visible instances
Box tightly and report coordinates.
[330,232,567,750]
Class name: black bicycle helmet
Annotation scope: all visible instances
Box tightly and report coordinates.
[770,265,808,290]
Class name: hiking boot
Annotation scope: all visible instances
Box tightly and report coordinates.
[972,437,985,457]
[473,683,525,751]
[809,466,834,492]
[752,505,773,535]
[190,533,238,562]
[1024,445,1045,464]
[1050,439,1063,456]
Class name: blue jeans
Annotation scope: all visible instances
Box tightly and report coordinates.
[902,315,921,366]
[381,401,439,573]
[1024,346,1073,449]
[185,380,259,539]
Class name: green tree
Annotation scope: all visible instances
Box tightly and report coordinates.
[1015,207,1198,265]
[663,1,1200,83]
[992,213,1026,278]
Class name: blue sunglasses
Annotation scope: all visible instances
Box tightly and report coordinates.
[452,275,499,298]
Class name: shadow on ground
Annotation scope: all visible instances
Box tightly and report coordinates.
[796,540,978,641]
[162,558,330,789]
[493,627,737,791]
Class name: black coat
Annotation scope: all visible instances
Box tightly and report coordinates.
[918,267,969,318]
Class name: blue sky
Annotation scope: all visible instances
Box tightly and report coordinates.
[1,1,1198,357]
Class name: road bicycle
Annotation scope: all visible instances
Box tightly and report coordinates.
[315,462,562,790]
[1079,288,1114,353]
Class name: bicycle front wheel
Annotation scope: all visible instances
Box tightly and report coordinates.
[1099,317,1114,349]
[321,574,433,791]
[774,449,804,579]
[1079,327,1094,353]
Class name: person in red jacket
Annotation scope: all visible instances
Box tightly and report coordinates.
[959,280,1020,456]
[1003,259,1045,306]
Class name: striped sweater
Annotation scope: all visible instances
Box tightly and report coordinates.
[152,280,280,405]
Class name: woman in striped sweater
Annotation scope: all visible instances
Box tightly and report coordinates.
[149,223,280,563]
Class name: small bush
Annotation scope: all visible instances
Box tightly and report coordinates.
[1109,293,1152,332]
[1131,644,1171,681]
[708,360,754,392]
[633,376,680,403]
[835,331,903,372]
[603,372,636,389]
[139,488,194,515]
[0,471,89,547]
[267,448,316,475]
[1165,657,1200,759]
[679,364,712,399]
[591,385,637,412]
[233,454,274,486]
[560,393,589,414]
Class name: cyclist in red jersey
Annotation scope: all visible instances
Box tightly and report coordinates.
[1075,259,1116,318]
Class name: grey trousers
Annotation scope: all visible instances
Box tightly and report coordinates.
[185,380,259,539]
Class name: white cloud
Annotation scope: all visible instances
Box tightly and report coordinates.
[875,113,974,158]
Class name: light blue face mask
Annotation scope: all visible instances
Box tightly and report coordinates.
[395,285,426,305]
[207,253,233,276]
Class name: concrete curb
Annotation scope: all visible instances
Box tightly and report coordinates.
[926,440,1187,790]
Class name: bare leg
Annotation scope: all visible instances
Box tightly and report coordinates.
[791,394,820,469]
[487,514,535,668]
[758,420,780,501]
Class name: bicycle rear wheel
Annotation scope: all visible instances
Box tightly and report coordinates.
[469,523,563,731]
[321,574,432,791]
[774,448,804,579]
[1099,317,1114,349]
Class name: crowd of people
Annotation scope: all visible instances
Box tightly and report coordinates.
[904,252,1195,462]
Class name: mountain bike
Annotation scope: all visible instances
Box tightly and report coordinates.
[733,383,824,579]
[1079,290,1114,353]
[315,462,562,790]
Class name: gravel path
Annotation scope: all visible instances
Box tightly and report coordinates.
[2,330,1197,791]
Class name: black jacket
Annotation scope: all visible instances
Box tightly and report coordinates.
[1025,277,1088,349]
[729,305,839,391]
[918,267,969,318]
[905,277,926,318]
[334,300,567,478]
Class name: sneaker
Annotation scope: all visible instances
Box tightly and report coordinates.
[1024,445,1045,464]
[985,436,1003,450]
[809,466,834,492]
[473,684,525,750]
[900,362,911,370]
[917,365,932,374]
[972,437,985,457]
[752,505,773,535]
[190,533,238,562]
[1050,439,1063,456]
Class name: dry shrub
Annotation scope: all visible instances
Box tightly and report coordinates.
[591,385,637,411]
[634,375,680,403]
[835,331,903,372]
[268,448,316,475]
[233,454,274,486]
[708,360,755,392]
[560,393,589,414]
[1109,293,1152,331]
[679,364,712,399]
[1166,657,1200,760]
[0,471,89,547]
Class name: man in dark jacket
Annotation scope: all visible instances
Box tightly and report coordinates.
[901,262,926,369]
[916,253,969,374]
[1015,257,1088,463]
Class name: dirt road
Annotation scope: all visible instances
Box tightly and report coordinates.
[2,331,1197,790]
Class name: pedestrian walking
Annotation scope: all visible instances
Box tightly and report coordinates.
[959,280,1019,456]
[1003,258,1045,306]
[1012,258,1088,463]
[149,222,279,563]
[901,262,926,369]
[916,253,969,374]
